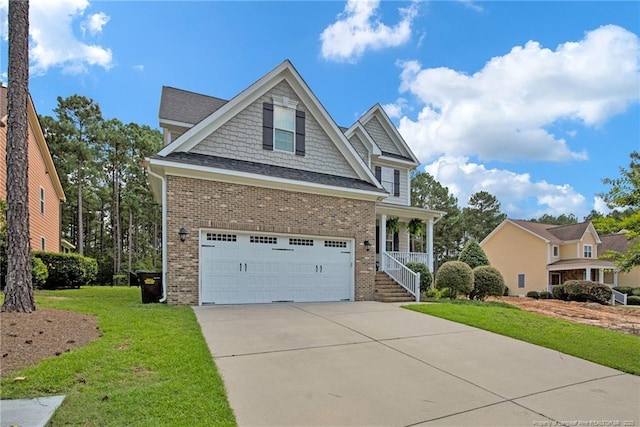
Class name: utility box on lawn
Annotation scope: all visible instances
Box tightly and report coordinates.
[137,271,162,303]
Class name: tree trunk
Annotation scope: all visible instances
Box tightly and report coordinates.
[2,0,33,313]
[128,208,133,273]
[77,160,83,255]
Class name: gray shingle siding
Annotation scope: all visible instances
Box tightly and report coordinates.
[348,134,369,164]
[363,116,402,156]
[191,80,360,179]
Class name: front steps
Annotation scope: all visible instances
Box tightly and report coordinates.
[375,272,416,303]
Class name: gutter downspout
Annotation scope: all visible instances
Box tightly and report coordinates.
[147,167,167,303]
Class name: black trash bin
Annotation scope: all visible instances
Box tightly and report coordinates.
[137,271,162,303]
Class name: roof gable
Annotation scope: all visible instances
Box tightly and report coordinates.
[483,219,601,246]
[157,60,382,187]
[159,86,227,127]
[357,104,419,165]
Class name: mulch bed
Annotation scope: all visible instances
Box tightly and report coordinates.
[0,308,100,378]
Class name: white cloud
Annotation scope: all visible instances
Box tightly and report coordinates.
[133,64,144,72]
[593,196,612,215]
[0,0,113,75]
[394,25,640,164]
[382,98,407,119]
[458,1,484,13]
[424,156,588,218]
[320,0,419,63]
[81,11,109,36]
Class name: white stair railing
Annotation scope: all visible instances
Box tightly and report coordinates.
[611,288,627,306]
[382,252,420,302]
[387,251,429,266]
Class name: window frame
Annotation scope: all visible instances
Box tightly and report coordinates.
[552,245,559,258]
[39,186,45,215]
[517,273,525,288]
[273,105,295,153]
[583,244,593,258]
[41,236,46,251]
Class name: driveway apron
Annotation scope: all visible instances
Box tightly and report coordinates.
[193,302,640,427]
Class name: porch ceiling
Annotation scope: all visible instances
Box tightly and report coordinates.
[376,202,445,222]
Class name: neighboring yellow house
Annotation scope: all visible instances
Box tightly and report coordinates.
[599,232,640,287]
[480,219,637,296]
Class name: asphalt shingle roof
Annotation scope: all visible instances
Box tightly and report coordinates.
[159,86,227,125]
[511,220,590,242]
[156,152,386,193]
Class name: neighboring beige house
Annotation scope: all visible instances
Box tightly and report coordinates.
[0,85,66,253]
[148,60,443,305]
[599,232,640,287]
[480,219,636,296]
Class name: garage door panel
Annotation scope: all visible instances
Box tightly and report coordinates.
[201,232,352,304]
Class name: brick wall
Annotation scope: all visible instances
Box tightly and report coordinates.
[191,80,359,179]
[165,175,377,305]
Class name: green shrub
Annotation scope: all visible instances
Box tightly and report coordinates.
[458,239,490,269]
[632,288,640,297]
[613,286,634,296]
[526,290,540,299]
[551,284,568,300]
[405,262,433,292]
[435,261,474,299]
[31,256,49,289]
[627,296,640,305]
[425,288,441,299]
[470,266,505,301]
[562,280,612,305]
[539,291,552,299]
[33,251,98,289]
[503,286,509,296]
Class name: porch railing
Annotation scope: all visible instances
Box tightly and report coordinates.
[387,251,429,267]
[611,289,627,306]
[382,252,420,302]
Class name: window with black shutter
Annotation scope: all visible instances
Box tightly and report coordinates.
[295,110,305,156]
[262,103,274,150]
[375,166,382,183]
[393,169,400,197]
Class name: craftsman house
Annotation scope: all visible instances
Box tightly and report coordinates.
[147,60,443,305]
[480,219,634,296]
[0,86,66,254]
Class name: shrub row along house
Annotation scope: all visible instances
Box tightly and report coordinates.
[481,219,639,296]
[147,60,443,305]
[0,85,68,255]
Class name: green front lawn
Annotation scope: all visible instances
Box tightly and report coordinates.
[1,287,236,426]
[406,300,640,375]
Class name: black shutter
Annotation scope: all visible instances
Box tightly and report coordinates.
[393,232,399,252]
[393,169,400,197]
[262,103,274,150]
[295,110,305,156]
[375,166,382,183]
[375,226,380,254]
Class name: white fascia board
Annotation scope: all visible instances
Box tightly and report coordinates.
[344,123,382,156]
[374,154,418,168]
[375,202,445,221]
[584,222,602,244]
[480,219,509,246]
[359,104,420,164]
[159,118,194,129]
[148,157,385,202]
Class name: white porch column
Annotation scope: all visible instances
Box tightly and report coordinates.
[599,268,604,284]
[380,214,387,272]
[614,270,619,286]
[427,218,434,273]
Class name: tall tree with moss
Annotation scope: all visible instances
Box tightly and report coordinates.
[2,0,33,312]
[599,151,640,271]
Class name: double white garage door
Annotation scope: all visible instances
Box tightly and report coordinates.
[200,231,354,304]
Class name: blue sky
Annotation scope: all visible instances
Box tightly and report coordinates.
[1,0,638,220]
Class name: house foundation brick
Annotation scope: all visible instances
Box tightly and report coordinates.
[165,175,376,305]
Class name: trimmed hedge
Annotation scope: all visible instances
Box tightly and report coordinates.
[33,251,98,289]
[539,291,552,299]
[627,296,640,306]
[552,280,612,305]
[470,266,505,301]
[526,290,540,299]
[458,239,490,269]
[435,261,474,299]
[405,262,433,292]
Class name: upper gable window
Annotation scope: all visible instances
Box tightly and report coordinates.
[583,244,593,258]
[274,105,295,152]
[263,98,305,156]
[552,245,559,257]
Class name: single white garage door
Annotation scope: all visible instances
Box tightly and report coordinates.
[200,231,353,304]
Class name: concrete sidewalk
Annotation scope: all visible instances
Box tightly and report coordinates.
[0,395,65,427]
[194,302,640,427]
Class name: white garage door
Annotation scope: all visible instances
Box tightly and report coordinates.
[200,231,353,304]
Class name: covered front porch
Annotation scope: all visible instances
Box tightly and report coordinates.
[375,202,444,301]
[547,259,620,287]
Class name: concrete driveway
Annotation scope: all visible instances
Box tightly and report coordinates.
[194,302,640,427]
